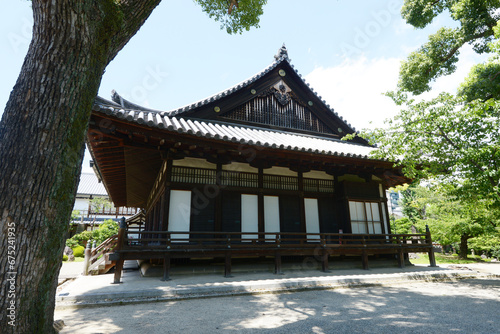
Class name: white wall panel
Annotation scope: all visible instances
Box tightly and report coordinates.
[305,198,320,240]
[241,194,259,240]
[168,190,191,240]
[264,196,280,240]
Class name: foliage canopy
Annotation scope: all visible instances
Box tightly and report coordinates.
[399,0,500,96]
[194,0,267,34]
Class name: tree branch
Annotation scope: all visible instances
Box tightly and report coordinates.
[107,0,162,63]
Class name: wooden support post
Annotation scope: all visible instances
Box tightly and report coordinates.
[257,168,265,242]
[161,254,171,281]
[362,250,369,270]
[275,251,283,275]
[321,249,329,272]
[113,258,124,284]
[82,242,91,276]
[426,225,437,267]
[224,251,232,278]
[112,217,127,284]
[398,248,405,269]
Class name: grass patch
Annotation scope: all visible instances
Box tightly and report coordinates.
[410,253,491,265]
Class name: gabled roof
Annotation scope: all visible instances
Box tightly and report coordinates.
[110,45,366,144]
[77,172,108,196]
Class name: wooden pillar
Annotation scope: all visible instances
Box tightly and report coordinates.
[298,172,307,235]
[113,217,127,284]
[274,251,283,275]
[362,249,369,270]
[426,225,437,267]
[82,242,92,276]
[398,248,405,268]
[224,251,232,277]
[258,168,265,241]
[161,254,171,281]
[162,158,173,231]
[321,248,330,272]
[215,163,223,233]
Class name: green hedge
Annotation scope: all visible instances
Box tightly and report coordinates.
[72,245,85,258]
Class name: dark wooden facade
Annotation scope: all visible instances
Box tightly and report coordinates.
[88,47,435,280]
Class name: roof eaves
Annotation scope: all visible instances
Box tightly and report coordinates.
[93,104,378,162]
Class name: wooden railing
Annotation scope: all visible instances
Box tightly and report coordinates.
[110,227,437,282]
[122,231,431,250]
[83,234,118,275]
[78,207,139,218]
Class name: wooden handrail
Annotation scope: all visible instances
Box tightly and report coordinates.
[88,234,118,266]
[122,230,431,250]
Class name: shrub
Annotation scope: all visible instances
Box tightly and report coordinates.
[72,245,85,258]
[62,254,68,261]
[65,238,79,249]
[491,246,500,259]
[92,219,119,244]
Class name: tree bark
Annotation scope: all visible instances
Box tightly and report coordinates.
[459,234,470,259]
[0,1,160,332]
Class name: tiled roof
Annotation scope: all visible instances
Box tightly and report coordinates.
[92,102,379,161]
[109,51,358,133]
[77,172,108,196]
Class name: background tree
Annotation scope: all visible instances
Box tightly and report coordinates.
[399,0,500,96]
[353,2,500,260]
[0,1,265,332]
[367,91,500,206]
[89,197,113,215]
[397,183,498,258]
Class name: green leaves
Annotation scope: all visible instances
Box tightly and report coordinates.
[193,0,267,34]
[399,0,499,96]
[367,93,500,205]
[401,0,446,28]
[399,28,462,94]
[396,183,499,252]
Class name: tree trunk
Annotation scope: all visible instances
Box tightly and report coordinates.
[0,1,160,332]
[459,234,470,259]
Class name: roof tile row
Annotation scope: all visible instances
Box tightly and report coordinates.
[93,103,379,161]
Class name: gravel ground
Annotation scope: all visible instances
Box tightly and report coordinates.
[55,278,500,334]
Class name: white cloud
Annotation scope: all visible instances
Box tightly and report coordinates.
[305,57,402,130]
[306,44,490,131]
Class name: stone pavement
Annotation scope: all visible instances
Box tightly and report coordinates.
[55,259,500,310]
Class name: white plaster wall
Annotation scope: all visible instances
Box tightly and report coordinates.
[264,196,280,240]
[303,170,332,180]
[172,157,217,169]
[168,190,192,241]
[222,162,258,173]
[263,166,297,177]
[304,198,320,240]
[241,194,259,240]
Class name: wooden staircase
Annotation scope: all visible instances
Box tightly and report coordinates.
[86,235,118,275]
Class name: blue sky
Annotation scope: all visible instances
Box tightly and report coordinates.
[0,1,487,172]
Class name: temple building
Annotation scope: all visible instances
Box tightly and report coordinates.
[87,46,433,280]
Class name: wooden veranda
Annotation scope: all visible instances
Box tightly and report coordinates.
[110,221,437,282]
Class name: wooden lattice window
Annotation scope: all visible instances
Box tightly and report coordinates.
[171,167,216,184]
[222,93,335,135]
[220,170,258,188]
[262,174,298,191]
[303,178,334,193]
